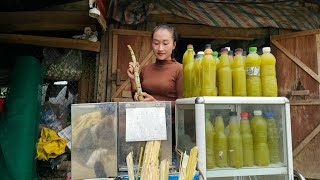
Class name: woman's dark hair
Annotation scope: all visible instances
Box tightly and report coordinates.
[151,24,179,59]
[151,23,178,43]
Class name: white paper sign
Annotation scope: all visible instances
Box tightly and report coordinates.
[125,107,167,142]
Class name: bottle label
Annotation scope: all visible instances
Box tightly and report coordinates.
[246,67,260,76]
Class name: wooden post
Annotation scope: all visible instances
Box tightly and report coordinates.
[96,31,108,102]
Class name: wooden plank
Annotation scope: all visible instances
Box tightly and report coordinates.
[290,99,320,105]
[0,33,100,52]
[112,98,134,102]
[293,123,320,157]
[291,90,310,96]
[113,29,152,36]
[271,29,320,40]
[0,11,95,32]
[106,26,114,102]
[294,133,320,179]
[171,24,268,39]
[111,33,118,97]
[180,35,254,40]
[122,90,132,98]
[96,31,108,102]
[271,39,320,84]
[317,34,320,98]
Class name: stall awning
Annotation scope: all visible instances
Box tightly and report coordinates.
[110,0,320,30]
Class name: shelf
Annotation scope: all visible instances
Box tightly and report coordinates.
[207,166,288,178]
[0,33,100,52]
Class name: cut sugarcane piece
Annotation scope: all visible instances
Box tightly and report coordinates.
[140,140,161,180]
[136,146,144,180]
[160,159,169,180]
[185,147,198,180]
[179,152,189,180]
[126,151,134,180]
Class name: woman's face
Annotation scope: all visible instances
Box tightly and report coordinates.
[152,28,176,60]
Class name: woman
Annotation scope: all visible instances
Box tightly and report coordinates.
[127,24,183,108]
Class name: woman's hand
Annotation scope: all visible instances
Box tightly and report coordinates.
[134,92,157,102]
[127,62,140,80]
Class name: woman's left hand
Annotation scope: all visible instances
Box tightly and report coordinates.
[134,92,157,102]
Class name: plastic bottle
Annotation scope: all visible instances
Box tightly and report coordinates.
[228,111,243,168]
[264,112,280,164]
[251,110,270,166]
[214,115,228,167]
[218,48,232,96]
[183,44,195,97]
[212,51,220,95]
[246,47,262,96]
[261,47,278,97]
[240,112,254,167]
[200,48,217,96]
[192,51,204,97]
[205,112,216,169]
[232,48,247,96]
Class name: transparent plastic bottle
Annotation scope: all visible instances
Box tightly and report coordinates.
[200,48,217,96]
[228,111,243,168]
[214,115,228,167]
[205,112,216,169]
[264,112,280,164]
[218,48,232,96]
[240,112,254,167]
[251,110,270,166]
[232,48,247,96]
[261,47,278,97]
[183,44,195,97]
[192,51,204,97]
[246,47,262,96]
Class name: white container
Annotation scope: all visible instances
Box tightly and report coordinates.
[175,97,293,180]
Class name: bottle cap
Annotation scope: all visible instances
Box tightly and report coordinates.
[187,44,193,49]
[204,48,213,55]
[225,47,231,51]
[240,112,248,118]
[205,44,212,49]
[249,47,257,52]
[235,48,243,54]
[205,112,211,119]
[262,47,271,53]
[253,110,262,116]
[263,112,274,118]
[197,51,204,56]
[230,111,237,116]
[212,51,218,57]
[220,48,228,53]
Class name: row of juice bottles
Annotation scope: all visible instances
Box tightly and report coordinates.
[205,110,280,169]
[183,44,278,97]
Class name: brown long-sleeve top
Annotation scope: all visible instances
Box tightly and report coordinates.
[138,59,183,111]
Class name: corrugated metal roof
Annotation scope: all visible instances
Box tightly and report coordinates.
[110,0,320,30]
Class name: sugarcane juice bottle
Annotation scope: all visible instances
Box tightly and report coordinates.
[212,51,219,95]
[251,110,270,166]
[264,112,280,163]
[232,48,247,96]
[261,47,278,97]
[200,48,217,96]
[218,48,232,96]
[183,44,195,97]
[228,112,243,168]
[240,112,254,167]
[192,51,204,97]
[214,115,228,167]
[205,112,216,169]
[246,47,262,96]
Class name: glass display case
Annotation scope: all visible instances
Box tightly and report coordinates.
[71,103,118,179]
[175,97,293,180]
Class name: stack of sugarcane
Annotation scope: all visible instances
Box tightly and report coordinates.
[126,45,198,180]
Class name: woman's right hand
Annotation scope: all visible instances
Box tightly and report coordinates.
[127,62,140,80]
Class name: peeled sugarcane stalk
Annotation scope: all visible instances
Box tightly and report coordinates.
[127,45,144,101]
[141,140,161,180]
[135,147,144,180]
[160,159,170,180]
[185,147,198,180]
[178,152,190,180]
[126,152,134,180]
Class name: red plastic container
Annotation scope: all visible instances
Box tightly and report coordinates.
[0,98,5,112]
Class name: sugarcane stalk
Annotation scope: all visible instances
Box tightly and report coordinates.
[127,45,144,101]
